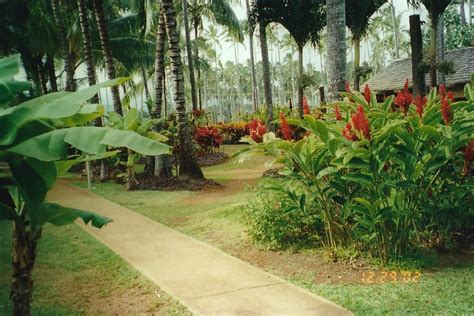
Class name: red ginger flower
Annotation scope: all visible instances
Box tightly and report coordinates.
[342,105,371,141]
[303,96,310,115]
[414,95,427,118]
[364,84,371,104]
[342,122,358,141]
[279,112,292,141]
[335,105,342,121]
[439,84,454,125]
[345,81,352,94]
[394,79,413,115]
[352,105,371,139]
[463,140,474,176]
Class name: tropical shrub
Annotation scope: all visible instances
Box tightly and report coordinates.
[0,56,169,314]
[194,126,223,152]
[244,178,321,250]
[215,121,249,144]
[236,76,474,264]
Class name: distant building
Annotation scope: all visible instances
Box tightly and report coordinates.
[363,47,474,99]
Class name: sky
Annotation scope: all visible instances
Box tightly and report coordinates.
[216,0,427,69]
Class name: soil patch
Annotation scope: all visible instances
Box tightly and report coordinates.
[196,152,229,166]
[130,174,221,191]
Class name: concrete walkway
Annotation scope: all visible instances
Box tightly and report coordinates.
[48,181,351,316]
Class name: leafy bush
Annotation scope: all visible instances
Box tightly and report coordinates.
[244,179,322,250]
[215,121,249,144]
[194,126,223,152]
[236,77,474,264]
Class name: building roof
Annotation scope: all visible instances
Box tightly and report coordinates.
[364,47,474,92]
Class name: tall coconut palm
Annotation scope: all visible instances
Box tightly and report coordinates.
[51,0,76,91]
[346,0,388,91]
[258,22,274,129]
[409,0,452,87]
[188,0,244,110]
[161,0,204,179]
[326,0,347,101]
[250,0,326,116]
[181,0,199,111]
[77,0,99,105]
[245,0,259,112]
[92,0,123,115]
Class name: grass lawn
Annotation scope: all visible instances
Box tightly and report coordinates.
[0,221,190,315]
[71,144,474,315]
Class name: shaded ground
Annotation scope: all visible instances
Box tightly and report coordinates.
[0,221,190,315]
[72,144,474,315]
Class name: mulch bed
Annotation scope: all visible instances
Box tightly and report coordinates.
[191,151,229,167]
[129,173,221,191]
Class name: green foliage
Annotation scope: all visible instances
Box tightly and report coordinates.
[244,178,321,249]
[0,55,30,108]
[443,4,473,50]
[236,80,474,264]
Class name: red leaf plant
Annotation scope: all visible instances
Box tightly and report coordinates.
[303,96,311,115]
[194,126,223,151]
[279,112,292,141]
[394,79,413,116]
[463,140,474,176]
[342,105,371,141]
[247,118,267,143]
[364,84,371,104]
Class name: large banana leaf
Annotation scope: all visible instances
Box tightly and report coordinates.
[8,127,170,161]
[0,78,127,146]
[0,55,31,107]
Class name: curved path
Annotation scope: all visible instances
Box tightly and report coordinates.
[48,181,351,315]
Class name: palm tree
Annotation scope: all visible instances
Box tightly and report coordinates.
[188,0,243,110]
[245,0,259,112]
[92,0,123,115]
[250,0,326,116]
[258,22,274,129]
[326,0,347,101]
[409,0,452,87]
[51,0,76,91]
[161,0,204,179]
[346,0,388,91]
[181,0,199,111]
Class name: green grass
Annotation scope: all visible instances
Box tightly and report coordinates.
[69,145,474,315]
[293,264,474,315]
[0,221,189,315]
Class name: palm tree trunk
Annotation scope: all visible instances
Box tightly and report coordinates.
[51,0,75,91]
[181,0,198,111]
[409,14,426,97]
[326,0,346,102]
[162,0,204,179]
[297,44,304,117]
[460,0,466,24]
[437,15,446,85]
[141,65,151,100]
[92,0,123,115]
[259,22,274,131]
[353,37,361,92]
[36,56,48,95]
[390,0,400,59]
[245,0,258,112]
[10,221,39,316]
[78,0,99,106]
[194,25,203,110]
[45,54,58,92]
[429,16,438,88]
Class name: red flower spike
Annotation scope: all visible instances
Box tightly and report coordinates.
[439,84,446,98]
[441,97,452,125]
[463,140,474,176]
[352,105,371,139]
[414,95,427,118]
[247,118,266,143]
[345,81,352,94]
[279,112,292,141]
[342,122,358,141]
[303,96,310,115]
[394,80,413,116]
[364,84,371,104]
[335,105,342,121]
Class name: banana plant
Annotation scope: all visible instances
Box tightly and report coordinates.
[106,108,168,189]
[0,55,170,315]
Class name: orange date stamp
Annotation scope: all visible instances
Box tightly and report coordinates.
[361,270,421,284]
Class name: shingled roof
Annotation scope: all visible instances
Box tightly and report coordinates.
[364,47,474,92]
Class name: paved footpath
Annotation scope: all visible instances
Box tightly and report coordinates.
[48,181,351,316]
